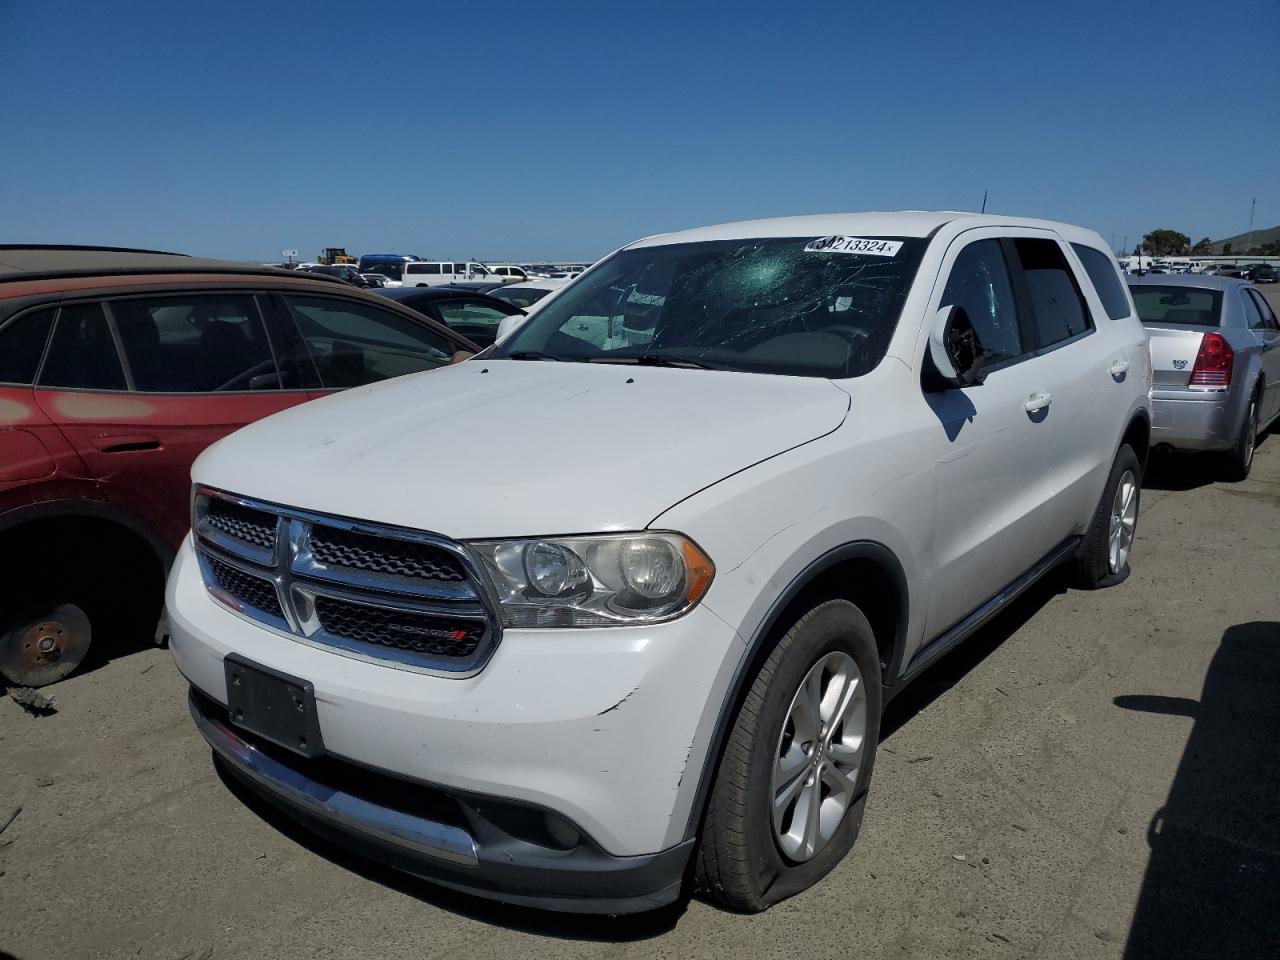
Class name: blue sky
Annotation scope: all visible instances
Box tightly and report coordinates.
[3,0,1277,261]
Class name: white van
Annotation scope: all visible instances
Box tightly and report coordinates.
[485,263,530,283]
[402,261,496,287]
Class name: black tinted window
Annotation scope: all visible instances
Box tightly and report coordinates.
[941,240,1022,365]
[40,302,126,390]
[433,299,518,348]
[1071,244,1131,320]
[1014,239,1091,347]
[1246,289,1277,330]
[110,295,279,392]
[1241,290,1264,329]
[284,295,454,388]
[0,307,55,384]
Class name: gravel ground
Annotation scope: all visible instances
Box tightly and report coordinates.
[2,419,1278,960]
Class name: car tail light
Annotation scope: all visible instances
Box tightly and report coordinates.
[1189,332,1233,387]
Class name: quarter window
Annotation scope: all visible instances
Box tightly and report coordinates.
[39,302,126,391]
[940,240,1023,365]
[1071,244,1132,321]
[284,295,455,388]
[1013,239,1092,348]
[0,307,56,385]
[110,295,279,392]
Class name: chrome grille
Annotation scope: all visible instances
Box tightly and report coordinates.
[207,556,284,619]
[309,526,467,583]
[192,488,498,675]
[313,596,484,660]
[206,497,277,550]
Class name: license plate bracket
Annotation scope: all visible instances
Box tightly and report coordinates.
[224,654,325,759]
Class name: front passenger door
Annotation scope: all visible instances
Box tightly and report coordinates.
[923,233,1062,636]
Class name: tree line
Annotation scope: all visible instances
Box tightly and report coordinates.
[1131,229,1280,258]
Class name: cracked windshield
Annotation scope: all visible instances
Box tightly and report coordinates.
[495,236,925,377]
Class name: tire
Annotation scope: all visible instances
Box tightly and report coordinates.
[1220,391,1259,482]
[1073,444,1141,589]
[695,599,882,912]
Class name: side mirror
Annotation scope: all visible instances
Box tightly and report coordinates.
[924,305,985,391]
[450,350,475,365]
[494,314,525,343]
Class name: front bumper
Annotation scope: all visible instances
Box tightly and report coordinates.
[167,535,744,909]
[1150,392,1235,451]
[189,689,693,913]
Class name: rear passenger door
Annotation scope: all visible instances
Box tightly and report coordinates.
[1243,288,1280,424]
[33,294,310,546]
[1022,239,1134,539]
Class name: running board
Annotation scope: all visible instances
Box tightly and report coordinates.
[900,537,1080,683]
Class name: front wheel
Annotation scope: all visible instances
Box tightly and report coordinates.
[1073,444,1141,589]
[695,599,882,912]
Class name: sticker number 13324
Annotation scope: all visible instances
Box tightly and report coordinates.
[804,236,902,256]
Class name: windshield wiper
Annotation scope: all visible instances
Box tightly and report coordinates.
[585,354,721,370]
[507,350,563,362]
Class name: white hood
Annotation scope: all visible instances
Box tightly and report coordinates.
[193,360,850,539]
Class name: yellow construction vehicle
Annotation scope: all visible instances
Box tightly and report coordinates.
[318,247,357,265]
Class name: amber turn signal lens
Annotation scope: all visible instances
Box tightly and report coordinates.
[682,539,715,605]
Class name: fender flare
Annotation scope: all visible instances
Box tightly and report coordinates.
[0,498,176,573]
[682,539,909,840]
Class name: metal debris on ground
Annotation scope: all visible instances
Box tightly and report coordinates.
[9,687,57,716]
[0,806,21,836]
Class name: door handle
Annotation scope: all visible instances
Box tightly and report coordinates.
[1024,392,1053,413]
[93,434,161,453]
[1110,359,1131,379]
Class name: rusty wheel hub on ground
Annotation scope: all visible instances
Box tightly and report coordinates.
[0,603,92,688]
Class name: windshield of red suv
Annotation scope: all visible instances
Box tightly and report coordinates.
[492,236,926,377]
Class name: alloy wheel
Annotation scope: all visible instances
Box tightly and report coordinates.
[771,651,867,862]
[1108,470,1138,574]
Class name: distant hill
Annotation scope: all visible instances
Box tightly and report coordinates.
[1203,224,1280,254]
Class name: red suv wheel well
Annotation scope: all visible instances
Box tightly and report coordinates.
[0,514,167,636]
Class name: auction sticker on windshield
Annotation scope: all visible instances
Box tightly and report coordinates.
[804,236,902,256]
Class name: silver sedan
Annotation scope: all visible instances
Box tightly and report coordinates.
[1128,274,1280,480]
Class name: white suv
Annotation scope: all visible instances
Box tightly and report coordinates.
[169,212,1151,913]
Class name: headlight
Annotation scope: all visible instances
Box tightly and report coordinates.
[468,532,714,627]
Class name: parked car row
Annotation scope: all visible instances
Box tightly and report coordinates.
[3,218,1275,917]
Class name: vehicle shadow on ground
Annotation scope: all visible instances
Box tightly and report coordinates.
[1140,452,1222,491]
[881,572,1069,740]
[1115,621,1280,959]
[213,761,688,941]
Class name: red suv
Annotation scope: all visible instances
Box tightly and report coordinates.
[0,246,478,687]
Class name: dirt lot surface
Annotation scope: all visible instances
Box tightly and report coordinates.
[3,390,1279,960]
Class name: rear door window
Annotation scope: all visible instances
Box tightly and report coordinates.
[0,307,56,385]
[1246,289,1278,330]
[1241,290,1265,329]
[1071,244,1132,320]
[432,298,518,346]
[109,294,281,392]
[39,302,126,390]
[283,294,456,387]
[1012,239,1092,348]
